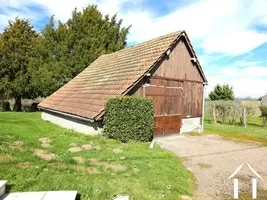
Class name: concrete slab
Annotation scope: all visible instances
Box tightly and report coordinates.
[0,181,8,197]
[3,191,77,200]
[42,191,77,200]
[4,192,46,200]
[113,195,129,200]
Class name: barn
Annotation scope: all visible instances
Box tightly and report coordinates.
[38,30,208,136]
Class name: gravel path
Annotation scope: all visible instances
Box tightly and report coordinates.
[155,134,267,200]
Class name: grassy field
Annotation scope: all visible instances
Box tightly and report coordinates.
[204,115,267,144]
[0,112,193,200]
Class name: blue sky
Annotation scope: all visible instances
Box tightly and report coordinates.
[1,0,267,98]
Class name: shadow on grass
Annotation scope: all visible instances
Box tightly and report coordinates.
[247,122,264,128]
[5,183,13,194]
[75,193,81,200]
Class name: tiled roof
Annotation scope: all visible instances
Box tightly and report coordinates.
[39,30,204,120]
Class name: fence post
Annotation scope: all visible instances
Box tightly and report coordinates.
[212,104,217,124]
[242,107,247,127]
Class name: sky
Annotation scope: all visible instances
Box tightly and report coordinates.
[1,0,267,98]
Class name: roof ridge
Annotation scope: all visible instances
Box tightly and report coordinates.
[102,30,184,57]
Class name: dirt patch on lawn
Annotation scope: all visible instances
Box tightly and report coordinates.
[93,145,101,151]
[49,162,100,174]
[9,141,24,152]
[17,162,34,168]
[133,167,140,173]
[81,144,93,150]
[73,156,85,164]
[68,147,83,153]
[113,148,123,154]
[0,154,13,160]
[88,158,126,172]
[68,144,100,152]
[34,149,56,161]
[39,137,52,148]
[75,166,100,174]
[70,143,77,147]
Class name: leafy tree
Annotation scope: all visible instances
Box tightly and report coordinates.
[0,18,38,111]
[29,17,70,97]
[31,5,130,97]
[209,84,235,101]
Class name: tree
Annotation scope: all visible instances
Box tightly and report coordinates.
[209,84,235,101]
[29,17,70,97]
[0,18,38,111]
[31,5,130,97]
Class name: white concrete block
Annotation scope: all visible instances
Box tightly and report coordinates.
[181,117,202,133]
[42,191,77,200]
[0,180,7,197]
[3,191,77,200]
[113,195,129,200]
[3,192,46,200]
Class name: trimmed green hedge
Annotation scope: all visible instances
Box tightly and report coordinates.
[103,96,154,142]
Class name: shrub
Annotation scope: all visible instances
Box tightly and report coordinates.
[244,104,256,118]
[2,101,11,112]
[229,101,242,125]
[215,101,232,123]
[206,100,217,123]
[103,96,154,142]
[240,104,256,126]
[259,105,267,127]
[23,102,39,112]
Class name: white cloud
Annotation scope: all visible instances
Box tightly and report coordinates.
[1,0,267,55]
[0,0,132,30]
[1,0,267,98]
[201,31,267,55]
[234,60,262,67]
[120,0,267,56]
[206,65,267,98]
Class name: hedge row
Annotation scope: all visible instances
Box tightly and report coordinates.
[103,96,154,142]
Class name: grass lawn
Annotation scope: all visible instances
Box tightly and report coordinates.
[0,112,193,200]
[204,115,267,144]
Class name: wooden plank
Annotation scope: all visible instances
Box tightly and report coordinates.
[152,39,204,82]
[153,75,203,84]
[163,115,181,135]
[145,79,184,136]
[153,116,164,136]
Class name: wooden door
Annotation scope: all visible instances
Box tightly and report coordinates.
[145,78,183,136]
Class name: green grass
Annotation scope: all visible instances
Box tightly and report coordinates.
[0,112,193,200]
[197,163,212,169]
[204,115,267,145]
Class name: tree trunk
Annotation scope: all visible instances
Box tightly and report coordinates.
[13,96,22,112]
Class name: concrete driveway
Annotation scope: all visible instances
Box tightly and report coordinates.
[155,134,267,200]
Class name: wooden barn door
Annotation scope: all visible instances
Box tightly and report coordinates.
[145,78,183,136]
[164,80,183,135]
